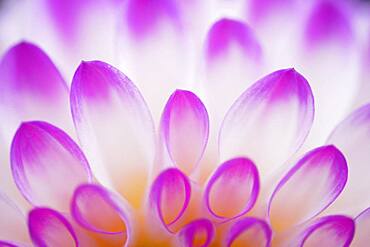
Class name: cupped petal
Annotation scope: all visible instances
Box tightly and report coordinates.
[204,157,259,220]
[71,184,131,246]
[70,60,155,208]
[219,68,314,179]
[268,145,347,232]
[326,104,370,214]
[176,219,214,247]
[298,215,355,247]
[28,208,78,247]
[352,207,370,246]
[149,168,191,231]
[225,217,272,247]
[0,42,71,137]
[160,90,209,175]
[10,121,92,211]
[0,192,28,242]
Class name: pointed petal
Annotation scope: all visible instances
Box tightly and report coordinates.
[0,192,28,242]
[352,207,370,246]
[204,157,259,220]
[10,121,92,211]
[219,68,314,178]
[149,168,191,231]
[0,42,71,138]
[326,104,370,214]
[71,184,131,245]
[28,208,78,247]
[268,145,347,232]
[225,217,272,247]
[70,61,155,208]
[161,90,209,175]
[298,215,355,247]
[176,219,214,247]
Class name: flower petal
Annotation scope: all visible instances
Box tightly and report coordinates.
[149,168,191,231]
[204,157,259,220]
[352,207,370,246]
[304,0,353,50]
[10,121,92,211]
[0,192,28,243]
[219,68,314,178]
[225,217,272,247]
[268,145,347,232]
[298,215,355,247]
[161,90,209,175]
[28,208,78,247]
[326,104,370,214]
[71,184,130,242]
[0,42,71,137]
[176,219,214,247]
[70,61,155,208]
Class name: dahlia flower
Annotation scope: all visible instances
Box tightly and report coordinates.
[0,0,370,246]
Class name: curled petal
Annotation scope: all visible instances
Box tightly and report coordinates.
[177,219,214,247]
[71,184,130,241]
[298,215,355,247]
[204,158,259,220]
[0,192,28,242]
[11,121,92,211]
[149,168,191,231]
[304,0,353,49]
[161,90,209,175]
[268,145,347,232]
[28,208,78,247]
[71,61,155,208]
[225,217,272,247]
[352,207,370,246]
[219,69,314,178]
[205,18,262,63]
[326,104,370,214]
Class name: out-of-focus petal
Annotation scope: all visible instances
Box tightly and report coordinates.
[326,104,370,214]
[28,208,78,247]
[204,157,259,220]
[176,219,214,247]
[219,69,314,178]
[352,207,370,246]
[304,0,353,50]
[297,215,355,247]
[70,61,155,208]
[149,168,191,231]
[160,90,209,175]
[10,121,92,211]
[71,184,131,246]
[225,217,271,247]
[0,42,71,137]
[0,192,28,243]
[268,146,347,232]
[202,18,263,124]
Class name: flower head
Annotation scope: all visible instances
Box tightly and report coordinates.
[0,0,370,246]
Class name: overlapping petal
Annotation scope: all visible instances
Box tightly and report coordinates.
[160,90,209,175]
[10,121,92,211]
[204,157,259,220]
[176,219,214,247]
[268,145,347,232]
[28,208,78,247]
[219,68,314,178]
[70,61,155,208]
[352,207,370,246]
